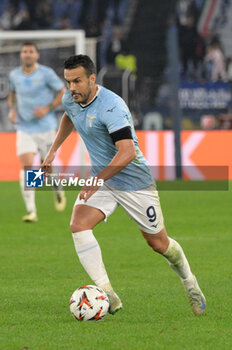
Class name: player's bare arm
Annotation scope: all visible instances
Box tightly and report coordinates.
[42,112,74,170]
[8,90,18,124]
[34,87,66,118]
[79,138,136,201]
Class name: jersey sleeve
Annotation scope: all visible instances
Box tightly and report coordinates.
[62,91,72,118]
[46,68,64,91]
[9,71,16,92]
[100,100,130,134]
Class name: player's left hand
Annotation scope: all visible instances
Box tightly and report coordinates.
[34,106,50,118]
[79,185,100,202]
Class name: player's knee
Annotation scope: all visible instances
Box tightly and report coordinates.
[146,237,167,254]
[70,217,89,233]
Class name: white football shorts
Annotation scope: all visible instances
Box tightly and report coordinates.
[16,130,56,160]
[74,183,164,234]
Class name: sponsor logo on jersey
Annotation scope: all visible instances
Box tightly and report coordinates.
[107,106,116,112]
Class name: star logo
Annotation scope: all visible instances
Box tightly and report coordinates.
[33,168,44,181]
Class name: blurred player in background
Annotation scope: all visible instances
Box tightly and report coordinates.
[8,42,66,222]
[42,55,206,316]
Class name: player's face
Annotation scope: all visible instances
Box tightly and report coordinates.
[64,66,96,104]
[20,45,39,67]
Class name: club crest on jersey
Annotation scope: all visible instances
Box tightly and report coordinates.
[87,115,96,127]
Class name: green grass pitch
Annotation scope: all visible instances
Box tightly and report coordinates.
[0,181,231,350]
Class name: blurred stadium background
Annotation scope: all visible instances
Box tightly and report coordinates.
[0,0,231,181]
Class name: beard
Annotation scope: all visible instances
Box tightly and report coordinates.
[23,59,35,68]
[80,91,91,104]
[72,82,92,104]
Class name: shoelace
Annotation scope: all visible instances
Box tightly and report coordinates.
[188,288,202,305]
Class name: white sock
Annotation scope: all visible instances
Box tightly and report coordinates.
[20,170,36,213]
[163,237,194,283]
[72,230,111,288]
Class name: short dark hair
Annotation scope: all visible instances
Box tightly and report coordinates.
[64,55,96,76]
[21,42,38,51]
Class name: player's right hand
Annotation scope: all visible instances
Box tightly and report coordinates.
[8,109,18,124]
[41,151,56,173]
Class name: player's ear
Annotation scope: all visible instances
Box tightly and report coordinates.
[89,74,96,84]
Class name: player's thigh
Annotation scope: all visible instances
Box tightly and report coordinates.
[70,187,118,232]
[113,183,165,234]
[35,130,56,161]
[16,130,37,164]
[19,152,35,168]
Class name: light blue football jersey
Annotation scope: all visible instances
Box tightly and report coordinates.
[62,86,153,191]
[9,64,64,133]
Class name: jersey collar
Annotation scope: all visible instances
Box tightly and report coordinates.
[22,63,39,76]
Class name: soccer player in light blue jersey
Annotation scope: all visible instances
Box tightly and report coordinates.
[43,55,206,316]
[8,42,66,222]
